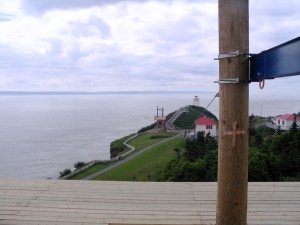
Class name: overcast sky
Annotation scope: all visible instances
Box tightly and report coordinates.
[0,0,299,99]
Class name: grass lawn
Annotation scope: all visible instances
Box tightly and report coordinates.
[68,162,114,180]
[127,131,176,151]
[110,133,135,157]
[92,136,184,181]
[68,131,178,180]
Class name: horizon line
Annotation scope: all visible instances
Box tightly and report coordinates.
[0,90,215,95]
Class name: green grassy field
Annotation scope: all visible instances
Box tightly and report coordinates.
[68,162,114,180]
[92,136,184,181]
[111,132,176,155]
[174,105,218,129]
[68,131,178,180]
[110,133,135,157]
[127,132,176,150]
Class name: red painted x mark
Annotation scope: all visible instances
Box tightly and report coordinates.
[224,122,247,147]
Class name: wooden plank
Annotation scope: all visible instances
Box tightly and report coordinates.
[0,181,299,225]
[1,192,294,200]
[0,214,215,224]
[0,220,107,225]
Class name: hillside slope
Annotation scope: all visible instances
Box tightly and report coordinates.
[173,105,218,129]
[138,105,218,132]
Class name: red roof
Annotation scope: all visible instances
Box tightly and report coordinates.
[195,116,217,126]
[276,114,300,121]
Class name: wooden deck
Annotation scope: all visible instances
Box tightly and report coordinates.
[0,180,299,225]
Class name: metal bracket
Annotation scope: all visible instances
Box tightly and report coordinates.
[250,36,300,81]
[214,78,240,84]
[214,50,239,60]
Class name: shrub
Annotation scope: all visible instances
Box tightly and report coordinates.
[138,123,156,133]
[110,134,133,158]
[59,168,72,178]
[74,161,85,169]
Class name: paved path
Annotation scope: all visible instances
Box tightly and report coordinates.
[82,134,180,180]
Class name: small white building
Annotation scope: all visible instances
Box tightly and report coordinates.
[195,116,217,136]
[274,114,300,130]
[193,95,200,106]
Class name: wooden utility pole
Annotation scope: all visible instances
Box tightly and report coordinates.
[216,0,249,225]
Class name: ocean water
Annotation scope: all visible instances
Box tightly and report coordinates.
[0,93,299,179]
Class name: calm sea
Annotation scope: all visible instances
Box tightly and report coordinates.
[0,93,299,179]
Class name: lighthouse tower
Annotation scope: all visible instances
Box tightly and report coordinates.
[193,95,200,106]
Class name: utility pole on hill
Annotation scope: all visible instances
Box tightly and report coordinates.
[216,0,249,225]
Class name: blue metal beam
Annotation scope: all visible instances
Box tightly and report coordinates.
[250,36,300,81]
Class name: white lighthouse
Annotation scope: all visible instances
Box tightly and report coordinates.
[193,95,200,106]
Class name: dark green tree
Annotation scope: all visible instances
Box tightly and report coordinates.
[248,148,270,181]
[74,161,85,169]
[290,113,298,135]
[204,149,218,181]
[158,132,218,182]
[59,168,72,178]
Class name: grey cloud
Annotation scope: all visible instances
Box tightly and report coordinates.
[3,0,298,93]
[69,16,111,38]
[0,44,32,69]
[67,45,82,61]
[21,0,159,15]
[250,1,300,52]
[83,51,217,88]
[89,16,111,38]
[153,17,203,45]
[250,1,300,18]
[141,8,217,57]
[21,0,214,15]
[47,39,63,56]
[0,43,72,75]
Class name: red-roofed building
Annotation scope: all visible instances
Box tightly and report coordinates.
[195,116,217,136]
[274,114,300,130]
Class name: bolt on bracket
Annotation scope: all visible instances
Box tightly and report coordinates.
[214,50,240,60]
[214,78,240,84]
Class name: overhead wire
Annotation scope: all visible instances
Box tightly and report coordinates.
[187,92,219,129]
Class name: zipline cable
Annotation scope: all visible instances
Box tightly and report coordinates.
[186,92,219,129]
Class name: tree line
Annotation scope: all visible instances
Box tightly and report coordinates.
[156,115,299,181]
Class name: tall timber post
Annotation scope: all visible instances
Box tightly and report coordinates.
[216,0,249,225]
